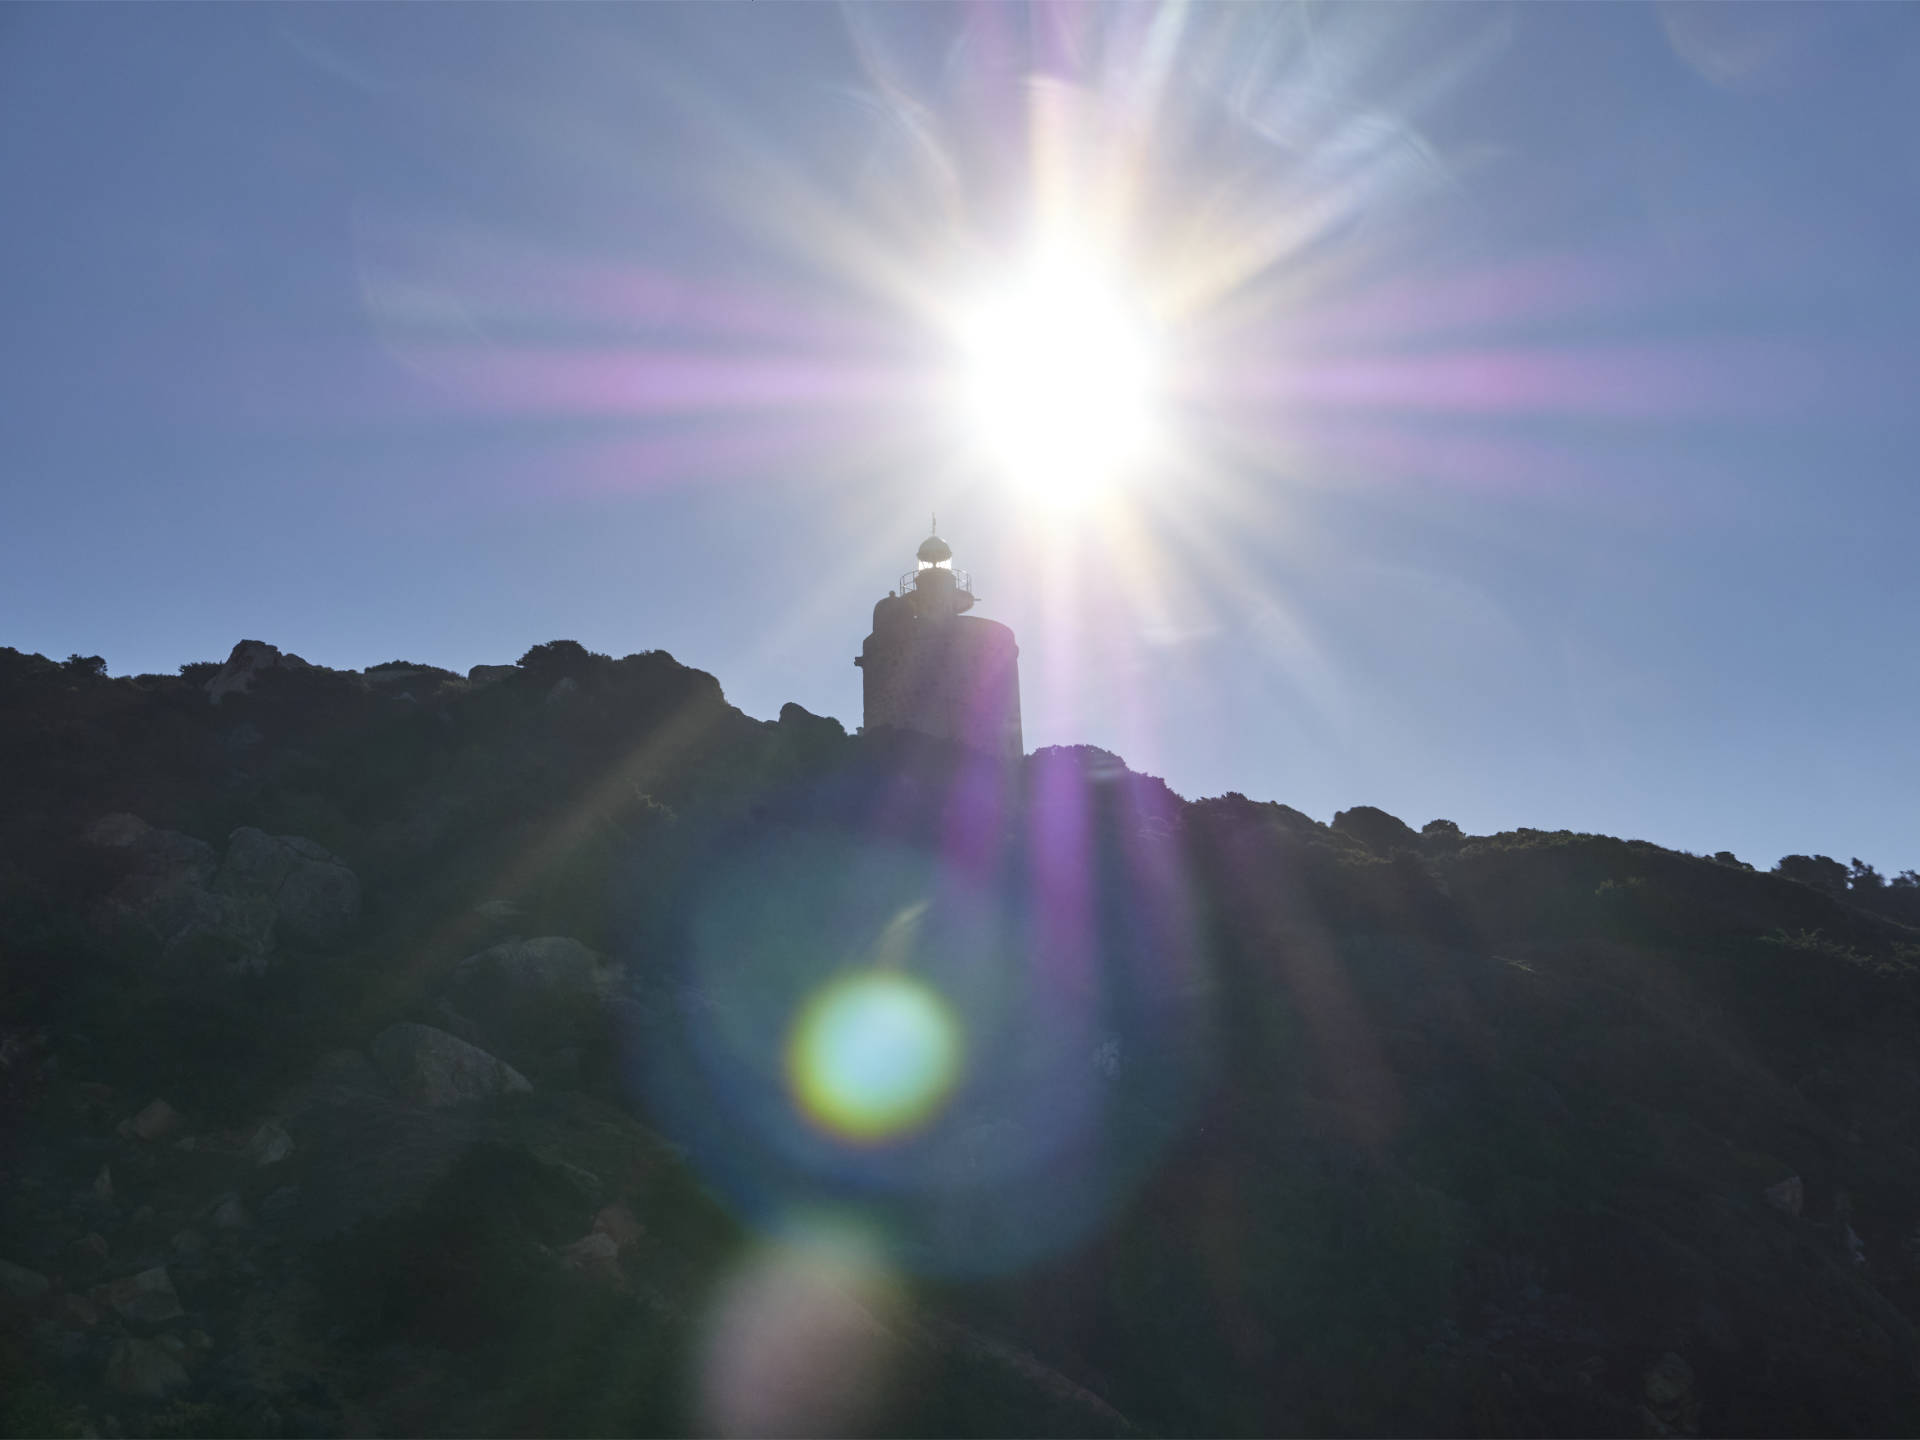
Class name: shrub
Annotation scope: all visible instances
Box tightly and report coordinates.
[1775,854,1849,894]
[516,640,600,677]
[1333,804,1421,855]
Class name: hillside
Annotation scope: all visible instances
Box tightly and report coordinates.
[4,639,1920,1438]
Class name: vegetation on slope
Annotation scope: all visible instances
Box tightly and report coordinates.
[2,640,1918,1437]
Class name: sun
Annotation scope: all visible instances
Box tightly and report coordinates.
[952,243,1163,508]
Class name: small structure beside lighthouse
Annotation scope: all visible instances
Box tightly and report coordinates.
[855,525,1022,757]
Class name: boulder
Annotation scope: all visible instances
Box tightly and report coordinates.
[370,1023,532,1108]
[89,817,222,946]
[247,1121,294,1167]
[208,1193,250,1230]
[216,828,360,950]
[83,813,328,966]
[204,638,310,705]
[592,1203,644,1252]
[1765,1175,1804,1217]
[455,936,612,996]
[106,1336,190,1398]
[96,1265,184,1325]
[273,853,362,949]
[126,1098,182,1142]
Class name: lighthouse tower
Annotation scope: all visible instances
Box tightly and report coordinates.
[854,525,1023,757]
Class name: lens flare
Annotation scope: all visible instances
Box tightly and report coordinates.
[788,971,962,1143]
[698,1223,901,1438]
[954,243,1163,507]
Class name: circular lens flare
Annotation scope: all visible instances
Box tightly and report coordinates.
[955,244,1162,507]
[699,1223,900,1438]
[788,972,962,1143]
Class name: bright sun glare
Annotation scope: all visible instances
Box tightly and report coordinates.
[955,245,1162,507]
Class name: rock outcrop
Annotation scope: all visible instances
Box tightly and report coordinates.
[203,638,311,704]
[215,828,361,950]
[86,815,359,965]
[370,1023,532,1108]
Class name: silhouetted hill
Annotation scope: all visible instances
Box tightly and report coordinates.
[3,639,1919,1437]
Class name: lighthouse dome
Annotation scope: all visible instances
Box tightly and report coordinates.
[916,533,953,565]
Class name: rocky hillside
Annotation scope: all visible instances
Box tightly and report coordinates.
[3,640,1920,1437]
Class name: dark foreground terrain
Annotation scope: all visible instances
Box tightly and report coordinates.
[4,640,1920,1437]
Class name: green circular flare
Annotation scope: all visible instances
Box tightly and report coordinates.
[788,972,962,1143]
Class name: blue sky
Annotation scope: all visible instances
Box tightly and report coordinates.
[2,3,1916,871]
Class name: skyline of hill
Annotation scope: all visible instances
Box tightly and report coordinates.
[13,638,1918,888]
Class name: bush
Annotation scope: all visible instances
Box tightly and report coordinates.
[1333,804,1421,855]
[1776,854,1849,894]
[516,640,600,677]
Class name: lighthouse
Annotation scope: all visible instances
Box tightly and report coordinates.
[854,525,1022,758]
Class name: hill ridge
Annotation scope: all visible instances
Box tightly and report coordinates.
[4,636,1920,1436]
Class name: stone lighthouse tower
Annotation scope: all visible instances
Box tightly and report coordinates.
[854,525,1022,757]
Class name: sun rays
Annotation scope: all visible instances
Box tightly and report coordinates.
[329,1,1836,774]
